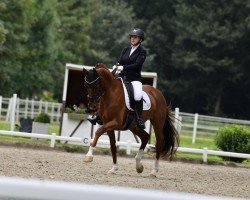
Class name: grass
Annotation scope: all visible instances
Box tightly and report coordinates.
[150,132,250,165]
[0,120,60,142]
[0,120,249,165]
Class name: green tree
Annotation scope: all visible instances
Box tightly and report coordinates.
[0,2,7,45]
[0,0,61,98]
[125,1,176,99]
[0,0,37,97]
[57,0,136,66]
[18,0,61,98]
[171,0,250,117]
[83,1,136,66]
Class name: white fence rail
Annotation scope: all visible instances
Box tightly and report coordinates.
[0,176,241,200]
[0,130,249,163]
[1,94,250,144]
[0,95,61,123]
[174,108,250,143]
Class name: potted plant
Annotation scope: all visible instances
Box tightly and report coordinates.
[65,106,88,121]
[32,112,51,134]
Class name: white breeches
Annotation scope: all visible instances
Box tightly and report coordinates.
[131,81,143,101]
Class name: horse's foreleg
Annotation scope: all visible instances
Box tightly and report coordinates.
[84,126,106,162]
[84,121,118,162]
[107,131,118,174]
[135,149,144,173]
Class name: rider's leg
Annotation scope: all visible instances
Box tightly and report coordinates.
[131,81,145,129]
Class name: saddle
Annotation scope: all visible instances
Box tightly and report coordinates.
[121,80,151,130]
[122,81,137,130]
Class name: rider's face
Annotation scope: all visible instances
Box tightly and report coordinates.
[130,36,141,46]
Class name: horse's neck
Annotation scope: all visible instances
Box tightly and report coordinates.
[99,70,123,107]
[99,69,121,92]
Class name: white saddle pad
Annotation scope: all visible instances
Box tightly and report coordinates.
[118,78,151,111]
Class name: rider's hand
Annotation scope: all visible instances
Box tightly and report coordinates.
[117,65,123,72]
[112,65,117,70]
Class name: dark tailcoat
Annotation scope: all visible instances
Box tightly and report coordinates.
[117,45,146,82]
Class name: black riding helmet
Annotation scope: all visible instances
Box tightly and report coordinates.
[129,28,145,42]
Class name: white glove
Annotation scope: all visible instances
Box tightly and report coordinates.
[117,65,123,72]
[112,65,117,70]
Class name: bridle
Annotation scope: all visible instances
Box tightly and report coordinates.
[84,75,104,107]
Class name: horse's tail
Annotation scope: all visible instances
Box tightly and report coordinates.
[162,108,179,160]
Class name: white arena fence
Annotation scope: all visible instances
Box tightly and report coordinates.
[1,94,250,143]
[0,176,243,200]
[0,130,249,163]
[0,95,61,123]
[174,108,250,143]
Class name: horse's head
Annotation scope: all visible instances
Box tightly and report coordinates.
[83,66,104,111]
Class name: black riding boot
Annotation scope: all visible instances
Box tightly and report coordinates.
[87,115,103,125]
[134,100,145,129]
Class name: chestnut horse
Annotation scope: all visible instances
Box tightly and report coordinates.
[83,63,179,177]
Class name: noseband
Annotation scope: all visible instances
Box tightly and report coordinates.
[84,76,104,105]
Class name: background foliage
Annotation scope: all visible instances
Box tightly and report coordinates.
[0,0,249,119]
[215,125,250,162]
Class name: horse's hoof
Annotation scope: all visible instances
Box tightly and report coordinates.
[84,155,93,162]
[136,164,144,173]
[107,165,118,175]
[150,172,157,178]
[107,170,117,175]
[150,169,157,177]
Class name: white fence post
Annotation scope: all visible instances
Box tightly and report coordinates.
[16,98,20,121]
[45,102,48,113]
[203,147,208,163]
[192,113,199,144]
[39,100,42,113]
[6,98,12,122]
[174,107,179,129]
[10,94,17,131]
[31,99,35,119]
[177,116,182,134]
[24,98,29,118]
[51,103,54,123]
[126,140,132,155]
[50,133,56,148]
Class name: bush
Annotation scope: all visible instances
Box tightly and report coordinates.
[34,112,51,123]
[215,125,250,163]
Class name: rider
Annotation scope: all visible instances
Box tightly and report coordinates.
[88,28,147,129]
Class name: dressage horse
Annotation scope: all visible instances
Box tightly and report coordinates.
[83,63,179,177]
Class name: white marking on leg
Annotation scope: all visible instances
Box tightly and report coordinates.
[86,146,95,157]
[150,159,159,177]
[154,159,159,172]
[107,164,119,174]
[135,149,144,167]
[135,149,144,173]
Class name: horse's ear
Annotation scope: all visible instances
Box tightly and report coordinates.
[95,63,106,69]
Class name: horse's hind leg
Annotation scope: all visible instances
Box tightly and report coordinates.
[150,119,164,177]
[107,131,119,174]
[129,127,150,173]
